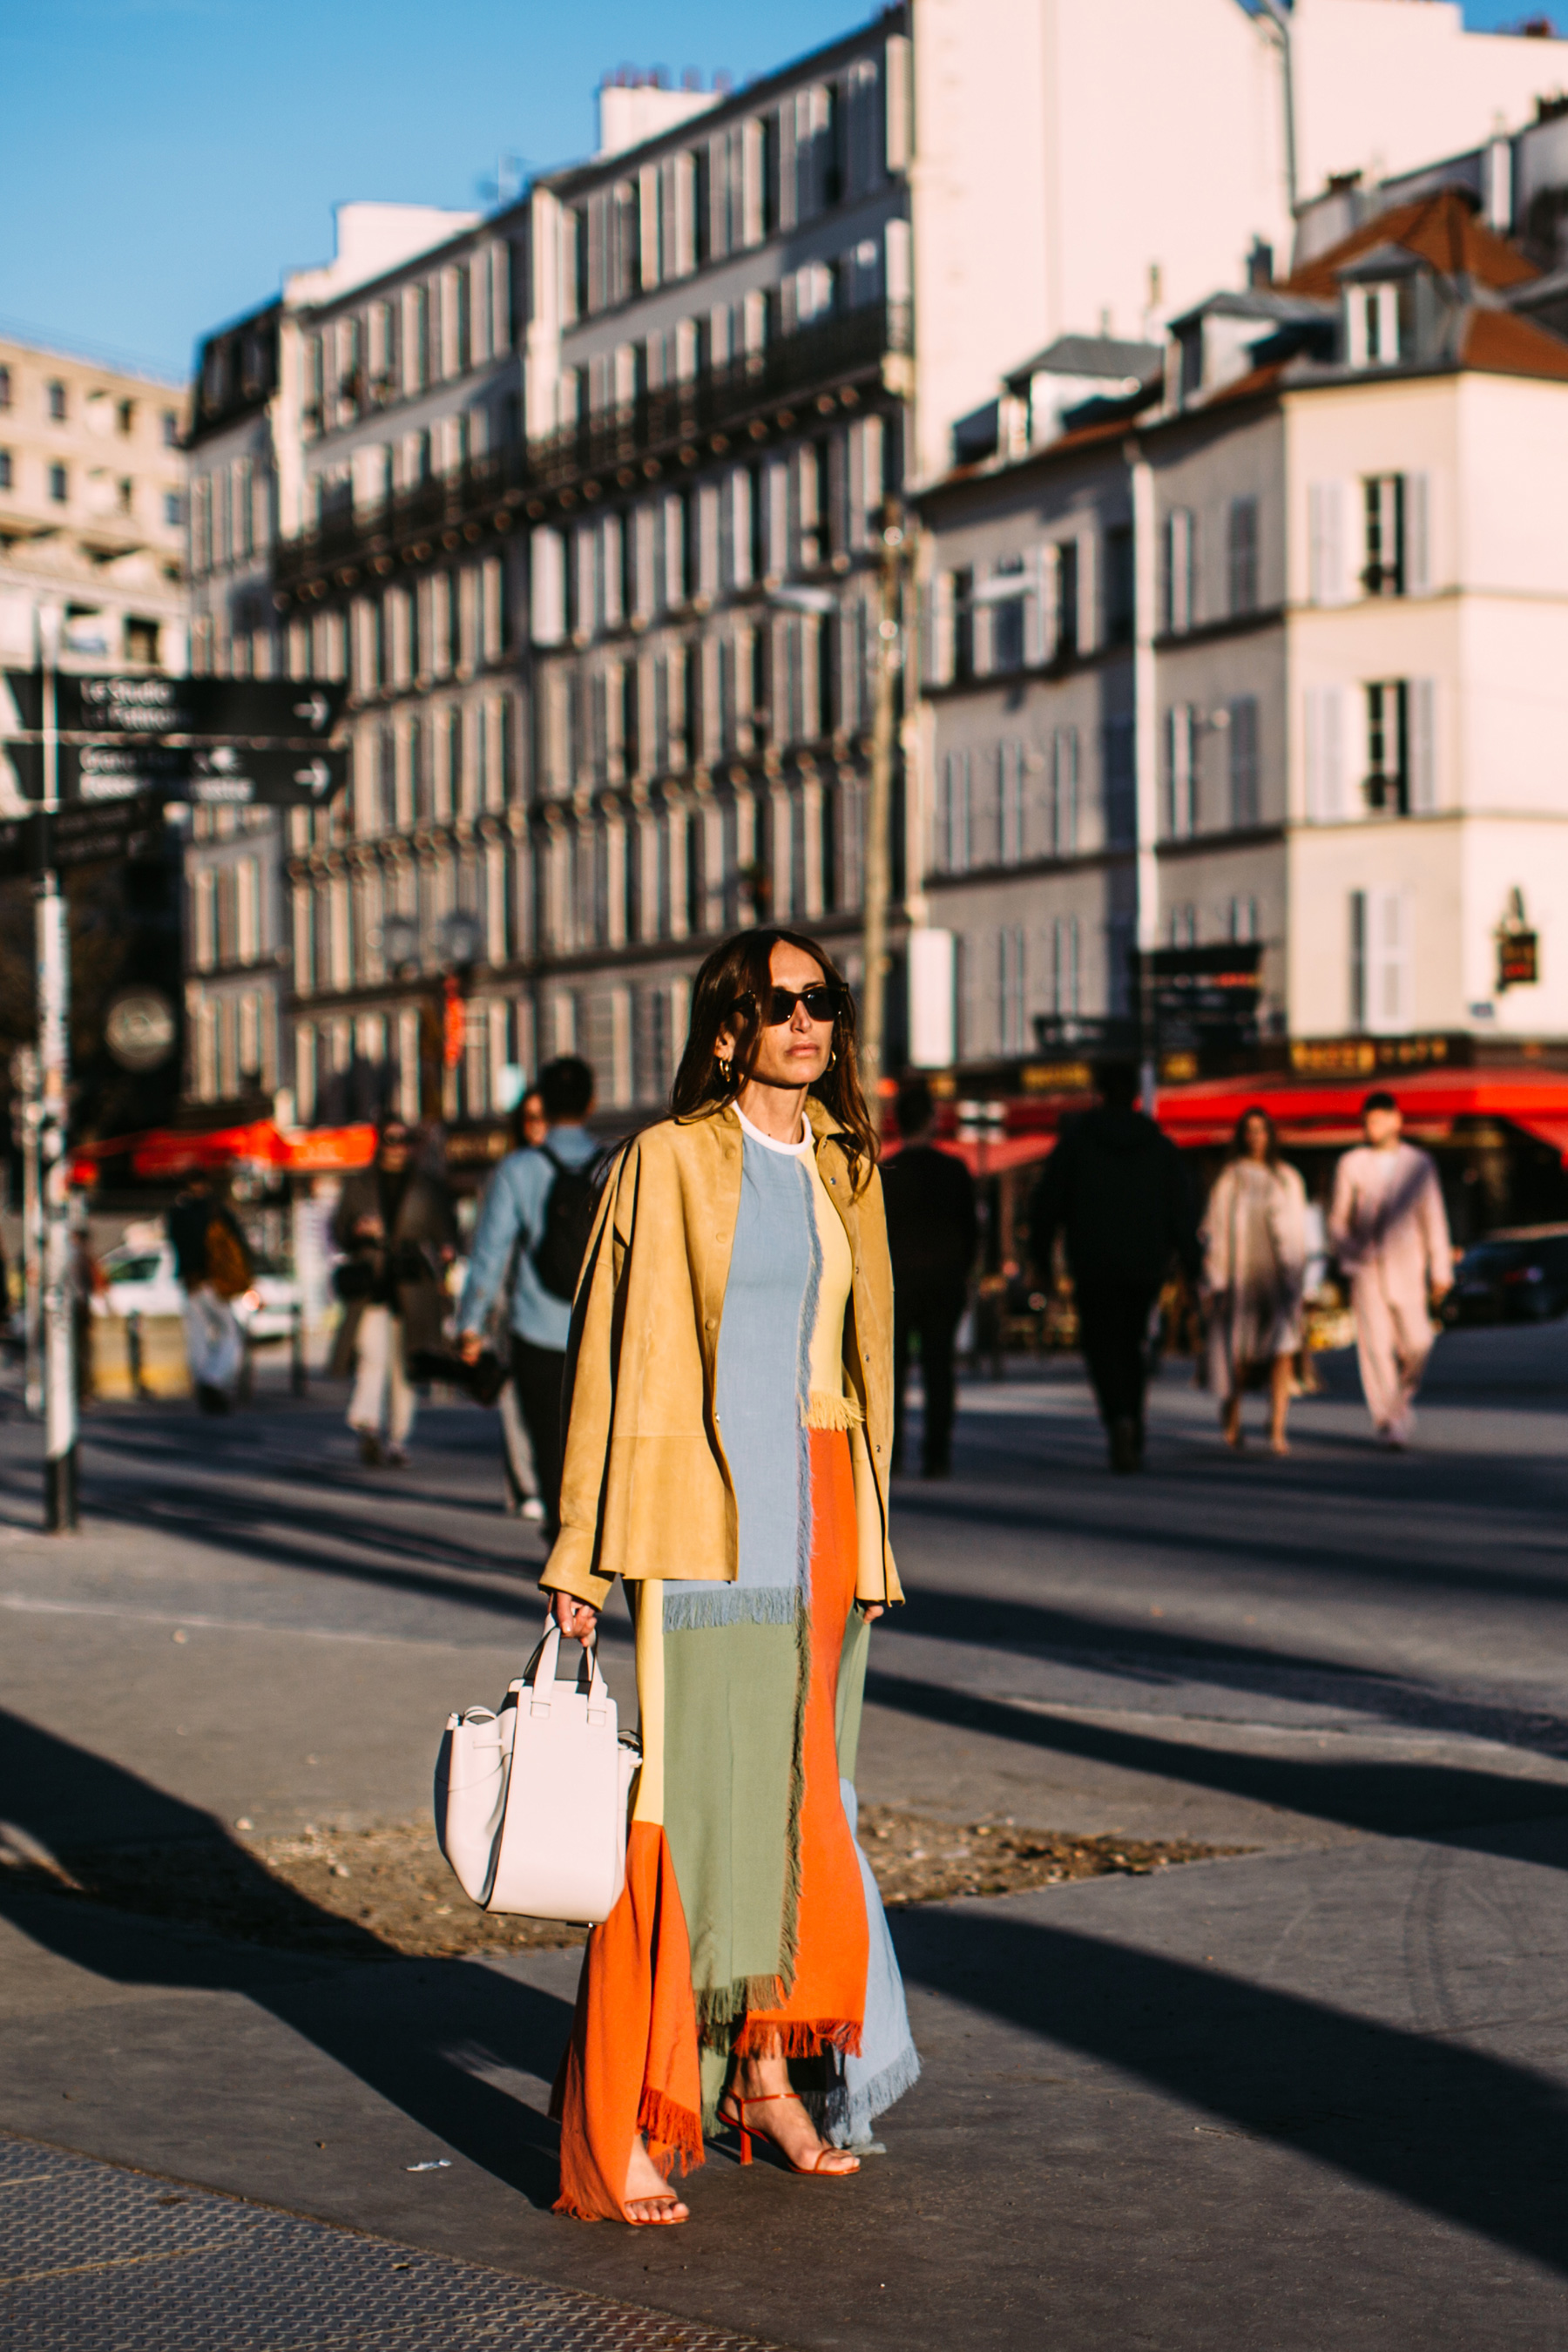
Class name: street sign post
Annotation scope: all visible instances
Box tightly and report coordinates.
[0,659,348,1532]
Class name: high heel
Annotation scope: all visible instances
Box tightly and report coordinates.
[715,2092,859,2176]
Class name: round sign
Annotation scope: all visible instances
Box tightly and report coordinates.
[105,987,177,1072]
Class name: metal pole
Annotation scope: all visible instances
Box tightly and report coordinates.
[862,502,904,1130]
[11,1048,43,1418]
[36,607,77,1531]
[1128,447,1160,1120]
[1255,0,1299,218]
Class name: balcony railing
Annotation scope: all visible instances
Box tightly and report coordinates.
[273,301,909,592]
[274,439,532,590]
[529,300,910,491]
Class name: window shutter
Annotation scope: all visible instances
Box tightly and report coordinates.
[926,572,956,686]
[1409,678,1436,812]
[1369,888,1413,1033]
[1024,546,1051,666]
[1306,686,1346,821]
[1308,482,1347,605]
[1405,472,1430,595]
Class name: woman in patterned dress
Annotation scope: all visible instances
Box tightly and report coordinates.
[1201,1107,1308,1455]
[543,929,917,2225]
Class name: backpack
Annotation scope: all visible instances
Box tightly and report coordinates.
[531,1144,604,1303]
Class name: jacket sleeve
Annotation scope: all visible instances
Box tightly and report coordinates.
[1027,1141,1070,1277]
[457,1161,524,1335]
[538,1144,636,1612]
[1200,1166,1232,1294]
[1327,1154,1356,1266]
[1420,1159,1455,1291]
[1165,1140,1203,1284]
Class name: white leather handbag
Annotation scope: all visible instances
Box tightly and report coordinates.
[434,1620,639,1923]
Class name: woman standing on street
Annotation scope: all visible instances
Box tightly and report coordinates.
[1200,1107,1308,1455]
[330,1119,455,1465]
[544,928,916,2226]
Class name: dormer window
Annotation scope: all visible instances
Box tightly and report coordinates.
[1348,283,1402,367]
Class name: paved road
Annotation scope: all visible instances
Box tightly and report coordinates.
[3,1327,1568,2347]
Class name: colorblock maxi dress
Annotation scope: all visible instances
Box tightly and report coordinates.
[552,1108,920,2219]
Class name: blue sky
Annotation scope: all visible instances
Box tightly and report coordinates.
[0,0,1554,385]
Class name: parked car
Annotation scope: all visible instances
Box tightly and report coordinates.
[1443,1225,1568,1325]
[97,1240,301,1342]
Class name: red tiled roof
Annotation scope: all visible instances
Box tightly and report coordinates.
[1286,186,1538,300]
[1459,304,1568,381]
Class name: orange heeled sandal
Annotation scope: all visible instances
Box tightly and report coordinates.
[716,2092,860,2176]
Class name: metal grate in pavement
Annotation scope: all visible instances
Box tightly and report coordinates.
[0,2134,786,2351]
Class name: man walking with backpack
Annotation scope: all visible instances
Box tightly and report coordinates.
[457,1056,598,1538]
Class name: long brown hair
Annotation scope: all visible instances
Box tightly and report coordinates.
[1230,1105,1281,1166]
[671,928,878,1187]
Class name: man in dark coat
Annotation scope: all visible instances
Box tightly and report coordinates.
[1029,1062,1200,1473]
[882,1076,978,1478]
[330,1119,455,1465]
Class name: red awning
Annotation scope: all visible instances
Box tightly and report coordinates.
[1152,1067,1568,1160]
[71,1119,376,1183]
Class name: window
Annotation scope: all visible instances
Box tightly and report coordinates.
[1364,681,1409,814]
[998,926,1026,1053]
[162,409,179,447]
[939,750,970,873]
[1168,903,1198,949]
[998,740,1024,864]
[1056,540,1079,659]
[1164,705,1198,838]
[1348,283,1403,368]
[47,381,66,422]
[1227,696,1260,828]
[117,476,133,514]
[1103,718,1136,845]
[1349,888,1412,1033]
[164,490,182,527]
[1047,727,1079,857]
[1227,497,1259,616]
[48,463,67,504]
[1363,476,1403,597]
[0,367,10,408]
[0,450,10,490]
[125,617,159,665]
[1161,508,1196,634]
[1105,524,1134,645]
[1049,915,1081,1017]
[991,558,1026,673]
[118,399,135,436]
[1228,896,1259,943]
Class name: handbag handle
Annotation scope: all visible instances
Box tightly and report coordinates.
[520,1614,610,1725]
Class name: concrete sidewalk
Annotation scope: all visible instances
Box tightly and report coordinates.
[3,1342,1568,2346]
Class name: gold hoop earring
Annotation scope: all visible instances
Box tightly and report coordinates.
[716,1053,733,1084]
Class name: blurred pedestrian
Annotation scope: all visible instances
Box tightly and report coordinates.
[1328,1092,1453,1449]
[456,1056,598,1538]
[168,1171,251,1415]
[330,1119,455,1466]
[515,1085,547,1149]
[1200,1107,1308,1456]
[882,1076,977,1477]
[1028,1061,1200,1473]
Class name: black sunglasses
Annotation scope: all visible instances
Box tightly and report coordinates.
[757,983,844,1027]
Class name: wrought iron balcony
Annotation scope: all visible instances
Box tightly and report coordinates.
[274,439,533,593]
[273,301,910,596]
[529,300,910,492]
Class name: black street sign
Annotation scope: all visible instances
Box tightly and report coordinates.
[2,670,347,745]
[0,796,167,882]
[72,740,348,806]
[1136,943,1263,1046]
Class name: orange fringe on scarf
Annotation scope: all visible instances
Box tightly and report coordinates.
[551,1821,703,2220]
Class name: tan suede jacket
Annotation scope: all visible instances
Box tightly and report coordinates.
[540,1098,902,1612]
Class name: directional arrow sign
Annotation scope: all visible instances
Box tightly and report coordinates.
[69,741,349,807]
[2,671,348,744]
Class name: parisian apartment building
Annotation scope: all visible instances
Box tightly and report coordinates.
[913,186,1568,1077]
[178,0,1568,1125]
[0,332,187,792]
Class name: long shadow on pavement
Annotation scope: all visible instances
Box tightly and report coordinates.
[866,1668,1568,1854]
[893,1896,1568,2277]
[0,1707,571,2209]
